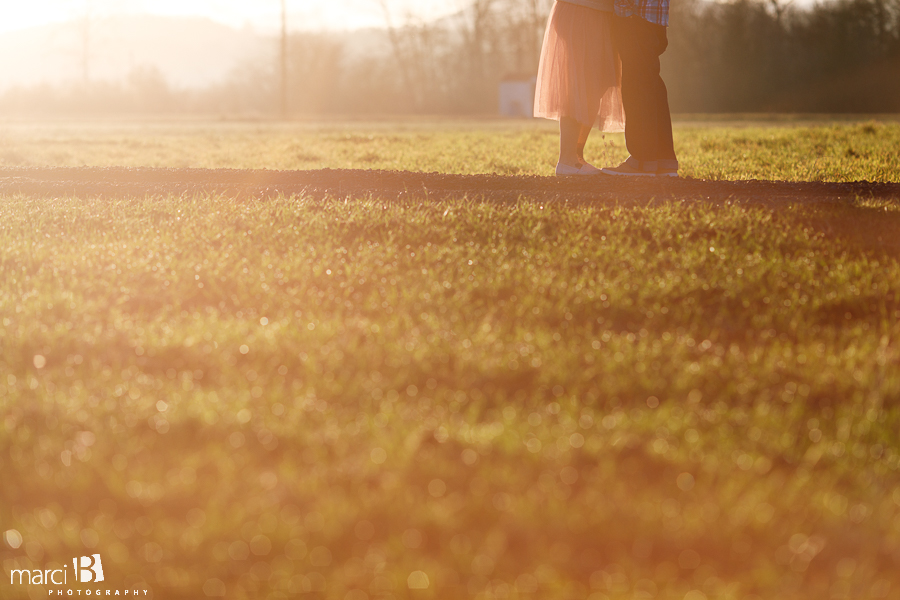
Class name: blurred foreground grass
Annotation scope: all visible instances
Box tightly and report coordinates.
[1,117,900,181]
[2,188,900,600]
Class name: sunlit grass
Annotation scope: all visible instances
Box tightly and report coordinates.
[2,189,900,600]
[677,121,900,182]
[1,118,900,181]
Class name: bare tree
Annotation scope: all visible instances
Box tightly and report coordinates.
[498,0,553,74]
[81,0,92,84]
[459,0,498,90]
[280,0,289,118]
[767,0,794,23]
[375,0,426,111]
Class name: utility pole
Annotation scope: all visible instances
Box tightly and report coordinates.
[82,0,91,84]
[280,0,288,118]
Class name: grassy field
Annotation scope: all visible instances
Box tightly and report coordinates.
[2,119,900,600]
[1,117,900,182]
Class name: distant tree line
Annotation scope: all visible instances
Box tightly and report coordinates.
[666,0,900,112]
[2,0,900,116]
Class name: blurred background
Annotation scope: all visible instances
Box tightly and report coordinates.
[0,0,899,117]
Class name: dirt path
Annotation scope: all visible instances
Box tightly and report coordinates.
[2,166,899,205]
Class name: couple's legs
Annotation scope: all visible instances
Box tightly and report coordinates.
[613,16,677,170]
[559,117,592,167]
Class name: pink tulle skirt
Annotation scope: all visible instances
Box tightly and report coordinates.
[533,1,625,132]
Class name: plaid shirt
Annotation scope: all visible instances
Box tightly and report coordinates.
[614,0,670,26]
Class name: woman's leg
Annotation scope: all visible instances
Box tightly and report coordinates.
[559,117,584,167]
[576,123,592,164]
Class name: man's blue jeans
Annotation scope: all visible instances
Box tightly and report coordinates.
[613,15,678,172]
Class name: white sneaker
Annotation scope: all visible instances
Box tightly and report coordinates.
[556,162,603,176]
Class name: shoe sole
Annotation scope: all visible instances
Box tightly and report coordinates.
[600,169,656,177]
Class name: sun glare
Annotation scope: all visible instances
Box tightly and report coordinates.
[0,0,458,34]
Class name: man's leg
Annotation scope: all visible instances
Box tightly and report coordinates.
[648,24,677,171]
[611,15,676,172]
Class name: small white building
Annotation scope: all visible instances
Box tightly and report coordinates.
[498,74,536,117]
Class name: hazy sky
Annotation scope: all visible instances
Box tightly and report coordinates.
[2,0,823,35]
[0,0,462,34]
